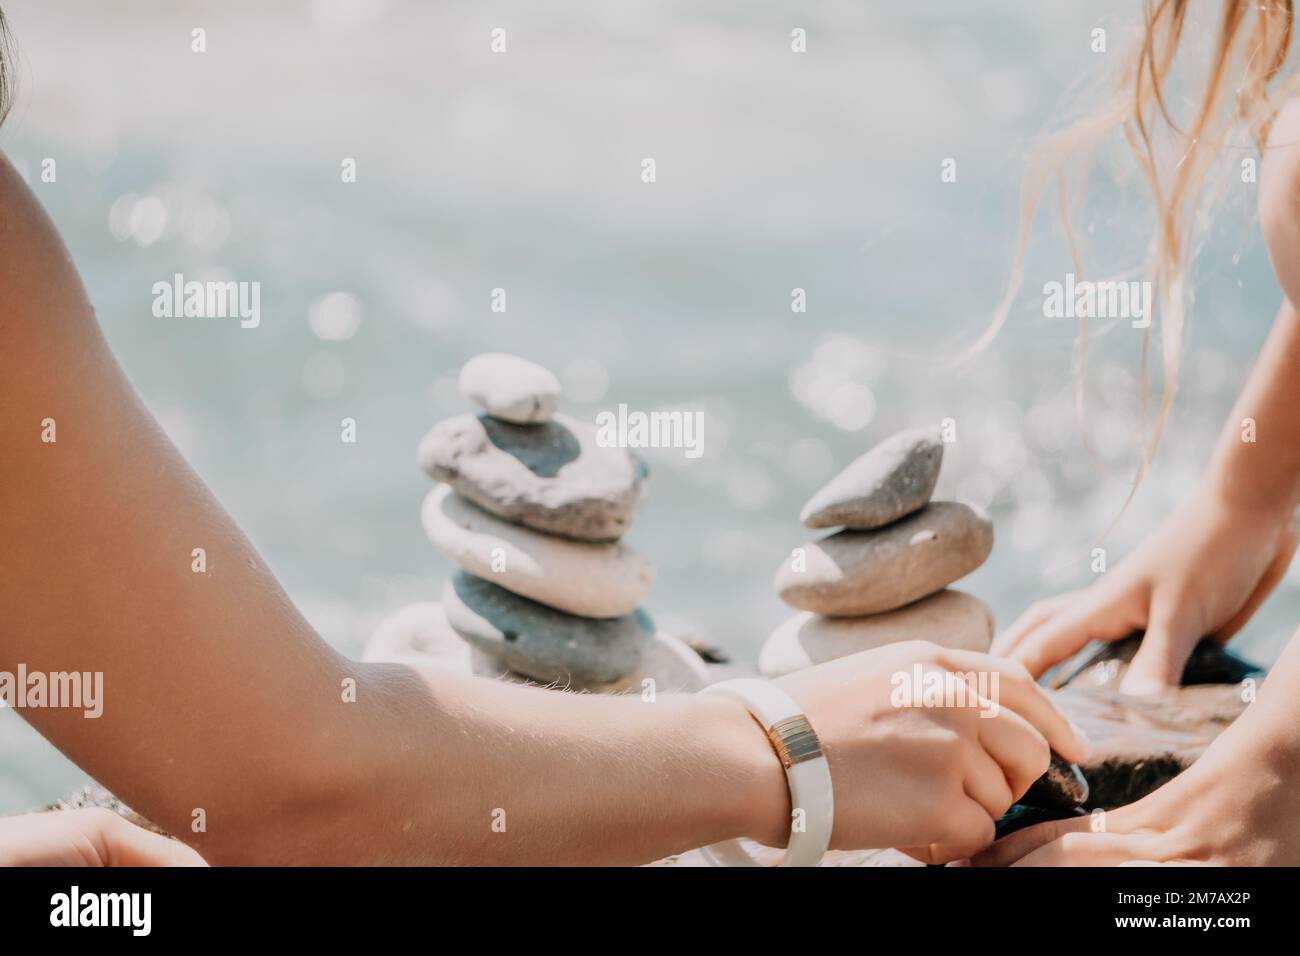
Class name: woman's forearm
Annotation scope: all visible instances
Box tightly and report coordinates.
[1206,300,1300,512]
[286,666,788,867]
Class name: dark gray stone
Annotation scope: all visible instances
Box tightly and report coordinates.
[442,572,653,685]
[1020,752,1089,810]
[1053,680,1250,809]
[1046,633,1266,691]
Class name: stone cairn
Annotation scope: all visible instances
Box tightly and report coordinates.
[759,427,997,677]
[363,352,713,694]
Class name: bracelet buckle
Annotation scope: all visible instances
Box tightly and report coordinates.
[765,714,823,769]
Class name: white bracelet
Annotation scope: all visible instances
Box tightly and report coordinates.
[698,678,834,867]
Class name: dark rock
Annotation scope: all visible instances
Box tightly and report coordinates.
[995,804,1085,842]
[684,639,730,665]
[1046,633,1265,691]
[1005,632,1260,824]
[443,572,653,685]
[1021,752,1089,810]
[1051,682,1248,808]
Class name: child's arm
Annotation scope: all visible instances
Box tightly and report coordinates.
[994,102,1300,692]
[0,154,1083,864]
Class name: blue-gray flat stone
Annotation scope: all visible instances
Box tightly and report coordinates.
[442,572,652,684]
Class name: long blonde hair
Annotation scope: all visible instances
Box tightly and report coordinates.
[0,8,13,126]
[975,0,1296,509]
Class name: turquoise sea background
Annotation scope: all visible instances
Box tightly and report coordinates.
[2,0,1297,812]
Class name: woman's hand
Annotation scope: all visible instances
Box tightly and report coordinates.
[993,483,1300,693]
[0,809,207,867]
[751,640,1089,863]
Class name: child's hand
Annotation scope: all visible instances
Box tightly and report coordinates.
[0,809,206,867]
[994,484,1300,693]
[973,629,1300,867]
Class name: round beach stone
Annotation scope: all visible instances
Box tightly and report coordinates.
[603,633,712,694]
[469,647,528,683]
[417,412,646,542]
[458,352,561,424]
[775,501,993,616]
[422,484,653,618]
[800,427,943,530]
[442,572,652,685]
[654,615,731,664]
[361,602,473,673]
[758,589,994,678]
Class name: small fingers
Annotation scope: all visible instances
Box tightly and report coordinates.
[1121,591,1199,694]
[1009,590,1139,679]
[991,593,1077,657]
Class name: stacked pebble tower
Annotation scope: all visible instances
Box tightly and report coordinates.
[364,352,712,694]
[759,427,996,677]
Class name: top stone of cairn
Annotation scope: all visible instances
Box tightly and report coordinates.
[459,352,561,425]
[800,426,943,530]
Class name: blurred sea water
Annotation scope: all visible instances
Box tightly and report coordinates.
[2,0,1297,812]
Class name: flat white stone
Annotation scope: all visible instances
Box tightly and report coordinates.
[361,602,473,673]
[458,352,561,424]
[417,413,646,541]
[603,633,712,694]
